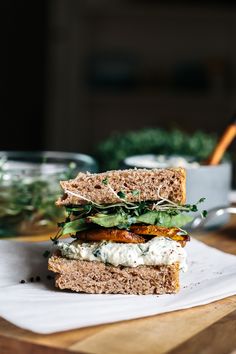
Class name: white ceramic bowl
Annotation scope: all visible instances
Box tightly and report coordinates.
[123,154,232,228]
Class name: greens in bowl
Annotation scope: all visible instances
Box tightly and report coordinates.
[0,151,97,236]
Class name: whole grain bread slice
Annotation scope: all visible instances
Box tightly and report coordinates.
[48,255,180,295]
[56,168,186,206]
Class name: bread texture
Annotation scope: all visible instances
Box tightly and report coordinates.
[56,168,186,206]
[48,256,180,295]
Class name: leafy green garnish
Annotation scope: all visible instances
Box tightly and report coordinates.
[86,209,193,229]
[54,194,205,240]
[60,218,89,236]
[137,211,193,227]
[135,211,157,224]
[88,213,132,228]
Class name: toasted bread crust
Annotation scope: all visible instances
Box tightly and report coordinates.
[48,256,180,295]
[179,168,186,204]
[56,168,186,206]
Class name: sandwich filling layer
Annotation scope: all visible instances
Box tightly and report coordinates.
[57,236,187,271]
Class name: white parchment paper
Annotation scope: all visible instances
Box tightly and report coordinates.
[0,238,236,334]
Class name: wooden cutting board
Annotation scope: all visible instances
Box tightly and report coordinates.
[1,220,236,354]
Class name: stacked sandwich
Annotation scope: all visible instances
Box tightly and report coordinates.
[49,168,196,295]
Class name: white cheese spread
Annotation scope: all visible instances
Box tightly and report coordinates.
[57,237,187,271]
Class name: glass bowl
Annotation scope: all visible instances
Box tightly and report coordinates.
[0,151,98,237]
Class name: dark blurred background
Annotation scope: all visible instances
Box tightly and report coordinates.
[2,0,236,154]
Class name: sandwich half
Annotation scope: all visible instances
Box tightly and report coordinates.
[49,168,195,295]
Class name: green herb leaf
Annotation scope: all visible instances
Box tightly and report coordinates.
[117,191,126,199]
[159,213,193,228]
[191,205,198,212]
[88,209,193,229]
[136,211,158,225]
[136,211,193,227]
[202,210,208,218]
[102,177,109,185]
[60,218,89,236]
[83,204,92,213]
[88,213,133,228]
[132,190,140,196]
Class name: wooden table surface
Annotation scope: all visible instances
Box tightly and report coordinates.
[1,220,236,354]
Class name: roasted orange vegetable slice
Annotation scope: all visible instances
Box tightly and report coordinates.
[78,228,145,243]
[130,225,190,243]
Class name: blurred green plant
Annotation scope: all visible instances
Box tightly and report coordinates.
[96,128,217,170]
[0,161,77,236]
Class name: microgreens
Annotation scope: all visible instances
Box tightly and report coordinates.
[0,159,78,237]
[53,183,206,241]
